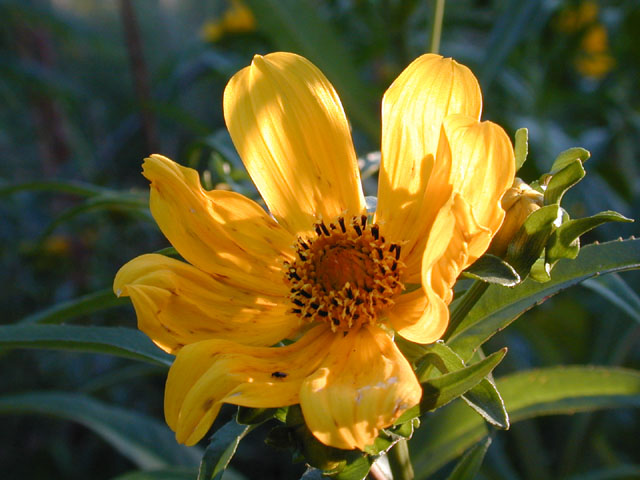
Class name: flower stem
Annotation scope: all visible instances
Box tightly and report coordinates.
[387,439,414,480]
[444,280,490,341]
[429,0,446,54]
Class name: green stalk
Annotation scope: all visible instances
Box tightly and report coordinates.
[388,439,414,480]
[429,0,446,54]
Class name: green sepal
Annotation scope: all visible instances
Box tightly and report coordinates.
[462,254,520,286]
[397,348,507,423]
[528,257,551,283]
[514,128,528,171]
[268,405,370,476]
[446,436,493,480]
[543,159,586,206]
[505,204,560,278]
[236,406,278,425]
[546,211,633,265]
[365,418,420,455]
[549,146,590,174]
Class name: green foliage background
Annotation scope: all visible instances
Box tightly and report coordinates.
[1,0,639,479]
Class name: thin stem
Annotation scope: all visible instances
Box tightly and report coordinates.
[429,0,446,54]
[387,439,414,480]
[444,280,490,341]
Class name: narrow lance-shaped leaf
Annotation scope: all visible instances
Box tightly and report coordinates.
[0,392,201,469]
[416,342,509,429]
[447,238,640,362]
[412,366,640,478]
[20,288,129,325]
[446,437,493,480]
[0,324,174,367]
[198,419,253,480]
[397,348,507,422]
[582,273,640,324]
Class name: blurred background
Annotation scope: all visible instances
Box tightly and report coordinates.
[1,0,639,479]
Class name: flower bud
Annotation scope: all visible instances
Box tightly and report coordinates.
[490,178,544,257]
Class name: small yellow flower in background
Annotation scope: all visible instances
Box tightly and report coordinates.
[201,0,255,43]
[555,0,615,79]
[575,24,615,78]
[489,178,544,257]
[114,52,515,450]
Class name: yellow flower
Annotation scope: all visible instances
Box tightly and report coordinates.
[114,52,515,450]
[201,0,255,43]
[575,24,615,78]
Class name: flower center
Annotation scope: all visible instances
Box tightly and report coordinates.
[284,215,405,332]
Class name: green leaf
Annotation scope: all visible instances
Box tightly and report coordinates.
[243,0,378,140]
[20,288,129,324]
[446,437,492,480]
[0,324,173,367]
[546,211,633,264]
[416,342,509,429]
[514,128,528,171]
[550,147,590,174]
[543,159,586,206]
[0,392,201,469]
[564,464,640,480]
[39,193,151,239]
[582,273,640,324]
[398,348,507,422]
[447,238,640,362]
[505,204,560,278]
[0,179,112,198]
[462,254,520,286]
[110,469,199,480]
[198,419,253,480]
[412,366,640,478]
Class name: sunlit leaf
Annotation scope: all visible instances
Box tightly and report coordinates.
[398,348,507,422]
[447,238,640,361]
[412,367,640,478]
[514,128,528,171]
[550,147,590,174]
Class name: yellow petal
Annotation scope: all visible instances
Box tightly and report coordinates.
[377,54,482,245]
[444,115,515,237]
[425,194,493,304]
[165,326,334,446]
[113,254,300,353]
[143,154,294,290]
[386,287,449,344]
[300,325,421,450]
[224,52,365,236]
